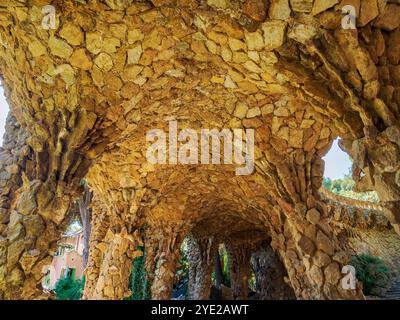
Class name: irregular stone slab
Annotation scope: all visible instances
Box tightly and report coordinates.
[312,0,339,16]
[374,4,400,30]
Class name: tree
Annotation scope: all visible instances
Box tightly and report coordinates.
[350,254,390,296]
[54,276,85,300]
[322,176,379,202]
[322,177,332,190]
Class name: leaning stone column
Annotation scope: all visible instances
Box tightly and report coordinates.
[275,199,365,300]
[81,203,109,300]
[0,177,73,299]
[0,113,29,299]
[187,234,217,300]
[251,245,295,300]
[91,227,138,300]
[143,235,158,299]
[0,114,75,299]
[151,233,181,300]
[263,148,365,300]
[225,241,252,300]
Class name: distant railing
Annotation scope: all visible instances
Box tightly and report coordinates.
[319,187,391,231]
[319,187,385,212]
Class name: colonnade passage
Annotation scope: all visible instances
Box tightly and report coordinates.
[0,0,400,300]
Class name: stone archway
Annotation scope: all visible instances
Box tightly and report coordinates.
[251,240,296,300]
[0,0,399,300]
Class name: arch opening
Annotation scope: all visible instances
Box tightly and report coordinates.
[0,85,9,147]
[322,138,379,203]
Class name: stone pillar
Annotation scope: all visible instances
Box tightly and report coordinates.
[187,234,217,300]
[91,227,137,300]
[251,245,295,300]
[151,233,181,300]
[276,202,365,300]
[143,236,158,299]
[0,113,29,299]
[263,147,365,300]
[82,203,109,300]
[0,114,29,238]
[0,177,72,299]
[225,241,252,300]
[0,114,74,298]
[0,112,91,300]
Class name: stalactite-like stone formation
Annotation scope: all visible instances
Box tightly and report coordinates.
[0,0,399,300]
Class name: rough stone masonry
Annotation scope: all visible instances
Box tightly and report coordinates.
[0,0,399,300]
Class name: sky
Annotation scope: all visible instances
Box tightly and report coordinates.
[0,88,351,180]
[0,87,8,145]
[322,139,352,180]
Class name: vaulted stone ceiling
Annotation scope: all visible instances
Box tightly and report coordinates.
[0,0,399,300]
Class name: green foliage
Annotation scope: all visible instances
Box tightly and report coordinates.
[221,248,231,287]
[350,254,390,296]
[211,248,231,287]
[54,275,85,300]
[127,246,151,300]
[322,175,379,202]
[248,272,256,292]
[64,220,83,234]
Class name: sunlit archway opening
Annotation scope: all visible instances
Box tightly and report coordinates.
[322,138,379,202]
[0,85,10,146]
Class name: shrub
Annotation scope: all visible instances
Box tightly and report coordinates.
[222,250,231,287]
[127,246,151,300]
[54,276,85,300]
[211,248,231,287]
[350,253,390,296]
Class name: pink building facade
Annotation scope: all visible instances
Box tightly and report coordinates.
[43,231,85,290]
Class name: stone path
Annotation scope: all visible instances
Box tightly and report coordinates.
[384,280,400,300]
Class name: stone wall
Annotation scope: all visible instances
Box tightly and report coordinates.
[251,244,296,300]
[0,0,399,299]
